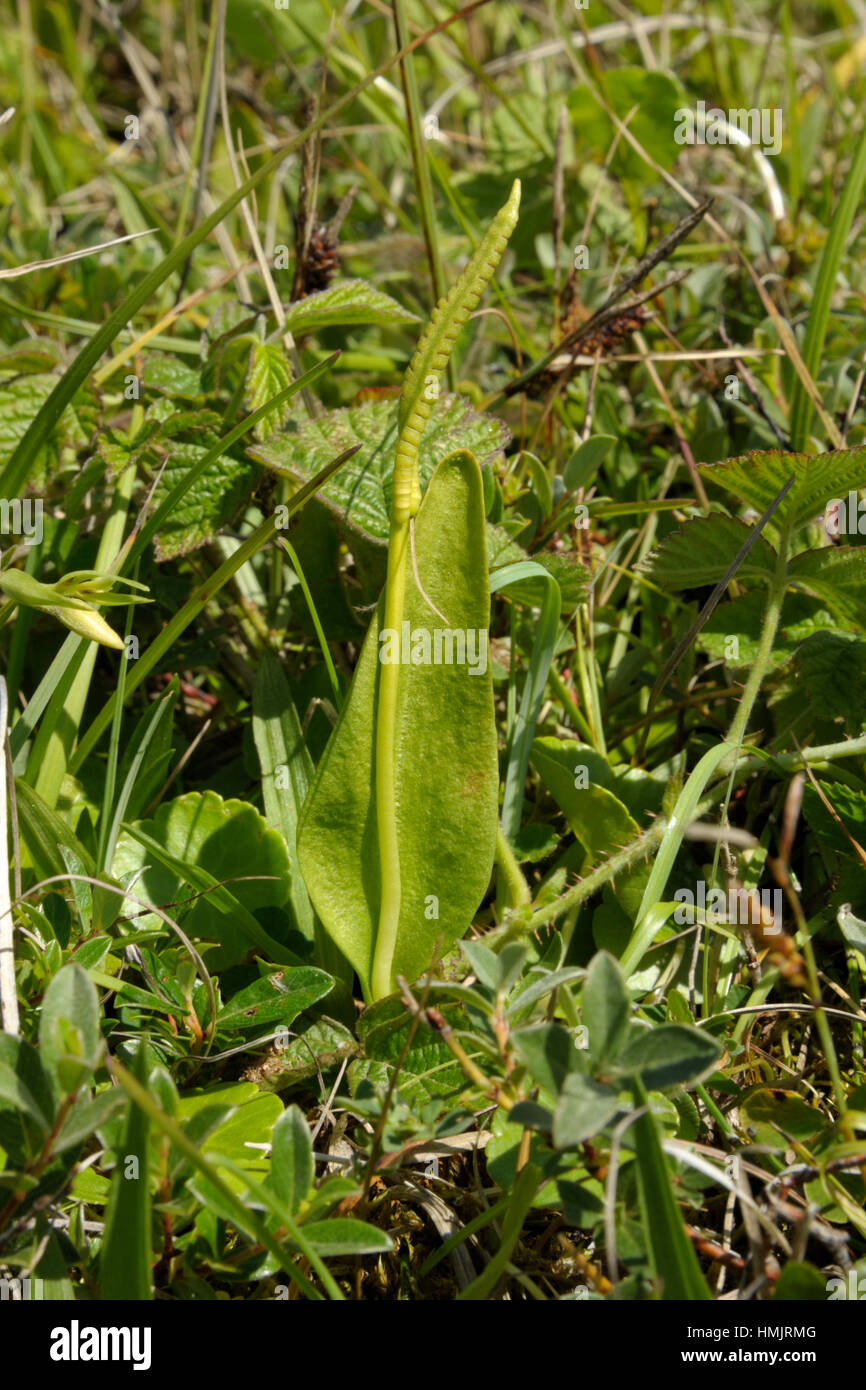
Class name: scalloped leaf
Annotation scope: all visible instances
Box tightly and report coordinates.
[0,373,97,487]
[144,408,256,559]
[283,279,420,335]
[351,995,465,1103]
[697,591,834,668]
[248,395,510,543]
[699,447,866,532]
[785,630,866,731]
[642,515,777,590]
[788,546,866,627]
[245,341,292,441]
[142,355,203,399]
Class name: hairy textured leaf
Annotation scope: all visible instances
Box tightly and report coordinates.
[786,630,866,731]
[150,442,256,560]
[511,1022,580,1098]
[699,447,866,533]
[142,355,203,398]
[642,515,778,589]
[0,373,97,485]
[283,279,420,335]
[352,996,467,1103]
[249,395,510,543]
[697,591,833,668]
[246,341,292,441]
[788,546,866,627]
[553,1074,621,1148]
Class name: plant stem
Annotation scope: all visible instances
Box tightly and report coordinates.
[524,730,866,936]
[495,825,532,908]
[371,515,410,1000]
[724,538,789,757]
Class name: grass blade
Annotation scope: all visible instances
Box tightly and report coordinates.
[788,122,866,450]
[620,741,732,977]
[100,1045,153,1299]
[70,444,359,772]
[491,562,562,841]
[631,1078,709,1300]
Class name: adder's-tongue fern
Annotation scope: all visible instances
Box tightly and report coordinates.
[390,179,522,523]
[371,180,521,999]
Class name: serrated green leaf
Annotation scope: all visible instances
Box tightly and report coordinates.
[786,630,866,730]
[0,373,96,485]
[788,546,866,627]
[246,341,292,441]
[283,279,420,335]
[142,355,203,398]
[643,515,778,589]
[700,447,866,533]
[150,440,257,560]
[352,995,465,1103]
[698,591,833,667]
[249,395,509,544]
